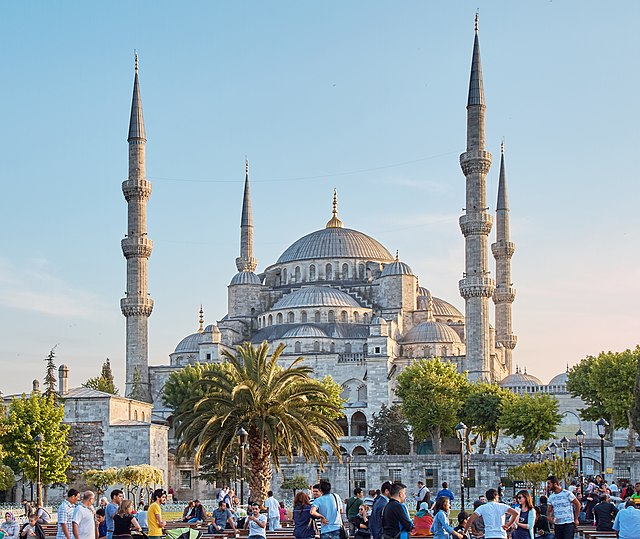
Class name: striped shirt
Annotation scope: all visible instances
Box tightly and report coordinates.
[57,499,76,539]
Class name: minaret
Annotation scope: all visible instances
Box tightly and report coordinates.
[120,53,153,401]
[458,15,495,382]
[235,159,258,272]
[492,142,517,373]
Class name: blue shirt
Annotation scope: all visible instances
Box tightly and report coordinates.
[435,489,455,502]
[106,503,118,533]
[430,511,455,539]
[369,495,388,539]
[612,506,640,539]
[312,493,342,533]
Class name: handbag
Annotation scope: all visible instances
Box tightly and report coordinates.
[333,494,349,539]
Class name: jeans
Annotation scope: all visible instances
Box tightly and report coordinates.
[269,517,280,531]
[107,532,113,539]
[186,518,201,524]
[553,523,575,539]
[321,531,341,539]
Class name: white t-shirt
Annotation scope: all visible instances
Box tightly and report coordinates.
[474,501,511,539]
[548,489,577,525]
[247,514,267,538]
[72,504,95,539]
[264,497,280,518]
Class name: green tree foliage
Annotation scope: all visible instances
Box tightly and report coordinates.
[508,455,577,493]
[367,404,410,455]
[395,359,469,454]
[43,348,57,400]
[175,341,343,505]
[500,393,561,453]
[281,475,309,496]
[0,393,71,485]
[83,465,163,504]
[566,357,609,423]
[163,362,225,417]
[459,383,515,454]
[83,358,119,395]
[0,464,15,491]
[83,467,120,495]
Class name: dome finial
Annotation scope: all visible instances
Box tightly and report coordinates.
[198,304,204,333]
[475,10,479,33]
[325,188,344,228]
[427,295,435,322]
[135,50,139,73]
[395,250,400,262]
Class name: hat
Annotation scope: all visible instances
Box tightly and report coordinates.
[419,502,428,511]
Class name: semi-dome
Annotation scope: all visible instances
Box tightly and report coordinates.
[230,271,262,285]
[499,370,543,388]
[402,321,462,344]
[282,325,328,339]
[174,332,202,353]
[272,286,362,310]
[381,259,414,277]
[276,227,393,264]
[432,297,464,318]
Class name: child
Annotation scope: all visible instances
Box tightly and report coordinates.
[454,511,470,539]
[278,501,287,524]
[20,515,45,539]
[96,508,107,539]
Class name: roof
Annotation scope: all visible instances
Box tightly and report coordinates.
[272,286,362,310]
[251,323,369,343]
[381,260,414,277]
[282,325,329,339]
[64,387,116,399]
[230,271,262,285]
[499,371,543,388]
[402,321,462,344]
[432,297,464,318]
[174,332,203,353]
[548,371,568,386]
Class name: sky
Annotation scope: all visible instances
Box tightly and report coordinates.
[1,0,639,395]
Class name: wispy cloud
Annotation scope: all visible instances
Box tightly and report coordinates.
[388,176,451,194]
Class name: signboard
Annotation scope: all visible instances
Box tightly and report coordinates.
[606,467,613,474]
[514,481,533,489]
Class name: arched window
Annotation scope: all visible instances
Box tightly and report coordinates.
[336,416,349,437]
[313,341,320,353]
[134,410,138,421]
[342,263,349,279]
[325,263,333,280]
[424,345,431,357]
[354,311,360,322]
[363,313,369,324]
[309,264,316,281]
[350,411,368,437]
[363,343,368,355]
[276,313,283,324]
[340,385,350,400]
[330,342,336,353]
[258,318,262,328]
[341,311,348,323]
[315,311,321,323]
[268,315,273,326]
[441,345,448,356]
[352,446,367,456]
[328,310,335,322]
[345,342,352,354]
[301,311,307,323]
[357,384,367,402]
[282,268,288,284]
[358,263,365,280]
[142,411,145,422]
[295,266,301,283]
[287,311,294,323]
[295,341,301,353]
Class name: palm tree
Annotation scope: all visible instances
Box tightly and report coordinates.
[175,341,343,505]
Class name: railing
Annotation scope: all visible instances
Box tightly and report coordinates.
[337,353,365,363]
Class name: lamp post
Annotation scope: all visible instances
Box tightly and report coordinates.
[233,455,239,498]
[549,442,558,462]
[455,422,467,512]
[345,454,353,493]
[237,427,248,506]
[560,437,569,461]
[575,428,586,497]
[596,418,609,477]
[34,434,43,509]
[125,456,131,467]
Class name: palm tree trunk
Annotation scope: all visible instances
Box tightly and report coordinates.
[248,430,272,506]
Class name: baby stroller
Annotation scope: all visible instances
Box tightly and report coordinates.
[166,529,203,539]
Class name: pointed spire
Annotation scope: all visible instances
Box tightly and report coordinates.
[128,52,146,142]
[467,13,485,106]
[236,159,257,272]
[198,304,204,333]
[497,140,509,210]
[241,158,252,228]
[325,188,344,228]
[426,295,435,322]
[395,250,400,262]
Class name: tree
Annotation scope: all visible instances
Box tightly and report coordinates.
[508,455,577,500]
[83,467,120,496]
[281,475,309,497]
[395,359,469,453]
[175,341,344,506]
[500,393,561,453]
[367,404,410,455]
[43,348,57,400]
[566,356,610,424]
[83,358,119,395]
[118,464,164,505]
[0,464,15,491]
[163,362,225,418]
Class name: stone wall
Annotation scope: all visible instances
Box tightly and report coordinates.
[67,422,105,480]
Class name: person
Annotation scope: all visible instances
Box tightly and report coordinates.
[630,482,640,506]
[182,501,195,522]
[245,503,267,539]
[610,481,619,497]
[57,489,81,539]
[353,504,370,539]
[593,494,617,531]
[612,499,640,539]
[1,512,20,539]
[431,497,463,539]
[168,486,175,501]
[96,509,107,539]
[135,506,148,533]
[346,488,365,536]
[20,515,45,539]
[148,489,167,539]
[435,483,455,503]
[72,491,97,539]
[209,501,236,533]
[218,487,230,503]
[363,491,376,509]
[464,489,518,539]
[380,482,412,539]
[469,500,485,539]
[310,479,344,539]
[369,482,392,539]
[293,491,315,539]
[546,475,580,539]
[99,499,109,510]
[511,490,536,539]
[411,502,433,537]
[533,504,552,539]
[106,490,124,539]
[34,506,50,526]
[453,512,469,539]
[186,500,205,524]
[21,500,33,519]
[264,491,281,531]
[113,500,142,539]
[413,482,430,512]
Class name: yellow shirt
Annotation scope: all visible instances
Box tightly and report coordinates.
[147,502,163,537]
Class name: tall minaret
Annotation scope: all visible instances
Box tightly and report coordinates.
[459,15,495,382]
[235,159,258,273]
[120,54,153,401]
[492,142,517,373]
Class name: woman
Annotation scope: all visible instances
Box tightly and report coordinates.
[430,497,463,539]
[293,491,315,539]
[411,502,433,537]
[1,512,19,539]
[353,503,370,539]
[511,490,536,539]
[113,500,142,539]
[182,501,195,522]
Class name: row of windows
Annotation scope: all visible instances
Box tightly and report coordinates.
[259,310,370,327]
[405,345,463,357]
[277,262,372,286]
[294,341,367,354]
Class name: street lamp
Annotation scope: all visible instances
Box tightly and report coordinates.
[560,437,570,461]
[33,434,43,509]
[596,418,609,477]
[575,428,586,496]
[549,442,558,461]
[233,455,239,498]
[237,427,248,506]
[125,456,131,467]
[345,454,353,493]
[455,422,467,512]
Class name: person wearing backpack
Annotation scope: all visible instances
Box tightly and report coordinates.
[347,489,365,536]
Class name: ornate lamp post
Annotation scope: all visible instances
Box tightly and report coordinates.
[345,454,353,493]
[560,437,570,461]
[455,422,467,512]
[549,442,558,461]
[575,428,586,496]
[34,434,43,509]
[596,418,609,477]
[233,455,239,498]
[237,427,248,506]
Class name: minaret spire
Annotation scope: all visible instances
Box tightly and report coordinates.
[121,55,153,401]
[459,15,495,382]
[235,159,258,272]
[492,141,517,373]
[325,188,344,228]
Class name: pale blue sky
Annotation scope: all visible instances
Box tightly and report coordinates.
[1,1,638,394]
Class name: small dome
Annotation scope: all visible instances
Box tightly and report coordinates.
[432,297,464,319]
[381,259,414,277]
[417,286,432,298]
[402,321,462,344]
[499,370,543,388]
[548,371,568,387]
[282,325,328,339]
[272,286,362,310]
[174,332,203,353]
[230,271,262,285]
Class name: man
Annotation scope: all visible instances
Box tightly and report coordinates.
[98,498,108,511]
[72,491,96,539]
[218,486,230,503]
[105,489,124,539]
[310,479,344,539]
[22,499,33,518]
[464,489,517,539]
[244,502,267,539]
[593,493,618,531]
[312,485,322,500]
[209,501,236,533]
[546,475,581,539]
[363,490,376,508]
[369,482,392,539]
[148,489,167,539]
[470,499,485,539]
[612,499,640,539]
[185,500,205,524]
[264,491,281,531]
[631,482,640,506]
[435,482,455,503]
[57,489,80,539]
[346,488,365,536]
[413,482,429,512]
[381,483,413,539]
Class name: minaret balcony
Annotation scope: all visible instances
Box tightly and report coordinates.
[459,213,493,236]
[493,285,516,303]
[498,334,517,349]
[460,150,492,175]
[459,276,495,299]
[121,236,153,258]
[120,296,154,317]
[122,179,152,201]
[491,241,515,258]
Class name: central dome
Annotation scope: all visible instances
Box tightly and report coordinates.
[276,227,394,264]
[272,286,362,309]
